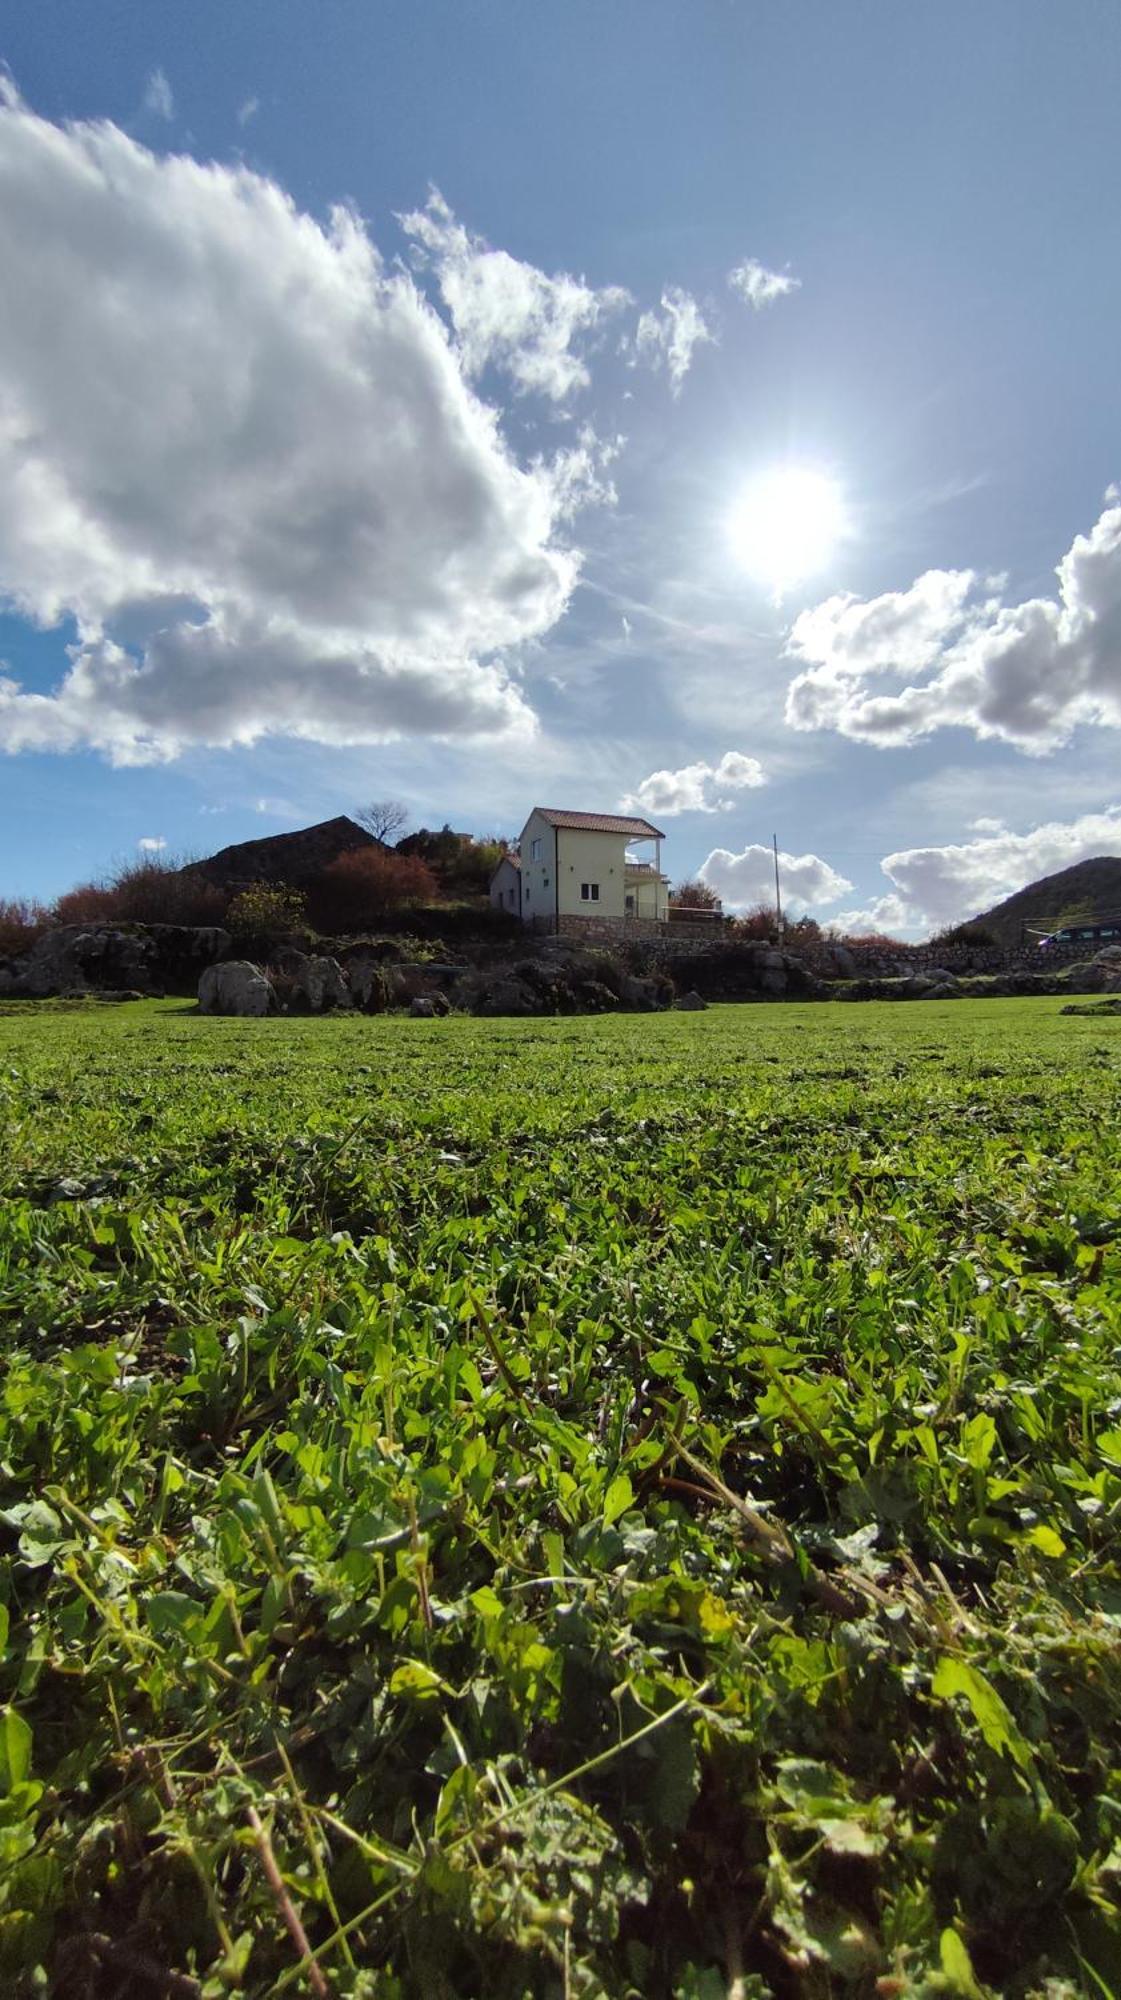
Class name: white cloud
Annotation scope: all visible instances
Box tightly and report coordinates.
[829,893,916,938]
[785,493,1121,752]
[728,257,800,311]
[879,805,1121,927]
[699,843,851,910]
[137,835,167,852]
[623,750,766,816]
[0,97,596,762]
[634,287,714,393]
[237,95,259,128]
[143,68,174,120]
[400,188,630,402]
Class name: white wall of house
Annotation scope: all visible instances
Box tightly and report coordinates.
[518,810,557,926]
[489,856,521,915]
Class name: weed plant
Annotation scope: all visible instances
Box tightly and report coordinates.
[0,999,1119,1997]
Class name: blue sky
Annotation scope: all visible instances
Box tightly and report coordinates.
[2,0,1121,929]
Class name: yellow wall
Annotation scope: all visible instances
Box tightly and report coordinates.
[555,828,627,918]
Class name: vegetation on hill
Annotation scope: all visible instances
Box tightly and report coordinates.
[971,854,1121,945]
[0,999,1119,1995]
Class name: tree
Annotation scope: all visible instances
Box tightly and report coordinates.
[670,878,721,910]
[355,800,410,845]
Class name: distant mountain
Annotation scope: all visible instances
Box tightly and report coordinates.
[972,854,1121,945]
[185,815,381,890]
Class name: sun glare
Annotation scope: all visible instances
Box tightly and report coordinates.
[729,466,846,598]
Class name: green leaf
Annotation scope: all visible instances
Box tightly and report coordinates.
[1096,1428,1121,1466]
[602,1472,633,1526]
[931,1657,1032,1771]
[389,1661,450,1704]
[0,1710,32,1795]
[939,1926,984,1996]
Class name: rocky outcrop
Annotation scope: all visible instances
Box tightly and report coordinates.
[662,941,823,1002]
[453,949,674,1019]
[198,961,276,1017]
[0,924,231,999]
[676,991,708,1011]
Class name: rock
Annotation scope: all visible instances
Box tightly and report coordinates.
[621,974,672,1011]
[198,961,276,1017]
[677,990,708,1011]
[292,955,351,1013]
[475,976,537,1017]
[828,944,858,979]
[926,980,962,999]
[347,957,391,1013]
[410,995,437,1018]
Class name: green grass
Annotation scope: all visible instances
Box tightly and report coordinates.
[1,997,1119,1998]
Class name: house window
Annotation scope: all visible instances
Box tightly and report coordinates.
[530,837,543,861]
[581,882,600,902]
[625,893,635,915]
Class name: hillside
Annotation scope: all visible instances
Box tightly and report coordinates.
[184,814,380,890]
[973,853,1121,944]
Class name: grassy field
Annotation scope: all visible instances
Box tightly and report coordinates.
[1,996,1119,1998]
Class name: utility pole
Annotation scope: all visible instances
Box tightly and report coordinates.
[772,833,784,945]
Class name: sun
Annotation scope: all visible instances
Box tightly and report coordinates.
[728,466,846,598]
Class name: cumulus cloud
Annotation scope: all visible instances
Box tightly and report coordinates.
[143,68,174,120]
[634,287,714,393]
[699,843,851,911]
[0,96,597,761]
[829,893,916,938]
[137,835,167,852]
[622,751,766,816]
[400,188,629,402]
[879,805,1121,927]
[785,493,1121,752]
[728,257,800,310]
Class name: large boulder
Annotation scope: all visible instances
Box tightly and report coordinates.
[292,955,351,1013]
[14,926,154,997]
[346,956,391,1013]
[198,961,276,1017]
[621,974,673,1011]
[677,990,708,1011]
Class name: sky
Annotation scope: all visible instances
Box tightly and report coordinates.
[2,0,1121,933]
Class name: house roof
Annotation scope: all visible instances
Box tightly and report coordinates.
[533,807,665,839]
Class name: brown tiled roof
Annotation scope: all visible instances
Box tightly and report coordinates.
[534,807,665,839]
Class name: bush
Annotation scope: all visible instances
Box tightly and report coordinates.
[311,848,440,932]
[53,855,228,929]
[227,882,308,939]
[0,898,49,957]
[670,878,721,910]
[728,903,778,941]
[929,921,999,949]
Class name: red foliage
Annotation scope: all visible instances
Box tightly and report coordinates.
[0,898,49,956]
[53,858,228,928]
[312,848,440,931]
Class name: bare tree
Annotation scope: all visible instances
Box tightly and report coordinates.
[355,800,410,845]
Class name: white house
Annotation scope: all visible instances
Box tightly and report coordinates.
[489,851,521,916]
[490,807,671,929]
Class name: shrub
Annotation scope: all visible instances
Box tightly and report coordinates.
[227,881,308,938]
[312,848,439,932]
[53,855,228,929]
[670,878,721,910]
[0,898,49,957]
[728,902,778,941]
[929,921,999,949]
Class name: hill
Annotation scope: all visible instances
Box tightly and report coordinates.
[972,853,1121,944]
[184,815,380,891]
